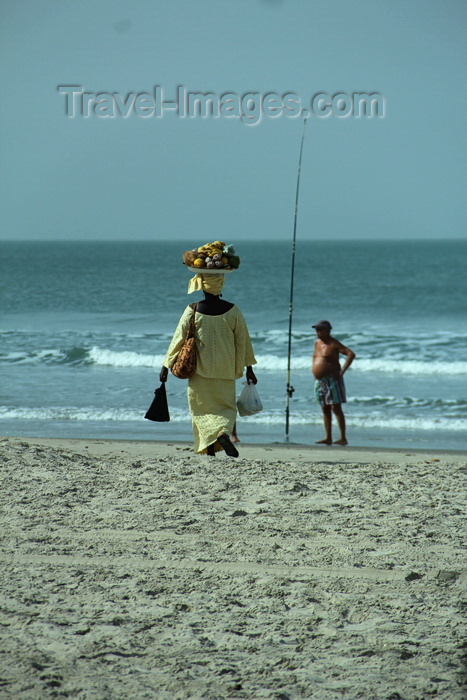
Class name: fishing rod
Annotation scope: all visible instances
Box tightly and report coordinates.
[285,116,308,442]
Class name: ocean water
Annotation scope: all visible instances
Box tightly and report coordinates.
[1,239,466,451]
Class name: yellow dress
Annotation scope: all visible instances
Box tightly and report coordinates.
[163,305,257,453]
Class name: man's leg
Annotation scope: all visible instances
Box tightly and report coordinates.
[316,405,333,445]
[332,403,347,445]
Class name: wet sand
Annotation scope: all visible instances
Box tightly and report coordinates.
[1,436,466,699]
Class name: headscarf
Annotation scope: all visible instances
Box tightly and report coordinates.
[187,273,225,295]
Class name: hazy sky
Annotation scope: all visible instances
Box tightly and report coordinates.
[1,0,465,241]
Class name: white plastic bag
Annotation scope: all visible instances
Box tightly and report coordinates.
[236,381,263,417]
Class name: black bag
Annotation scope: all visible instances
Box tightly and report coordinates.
[144,382,170,422]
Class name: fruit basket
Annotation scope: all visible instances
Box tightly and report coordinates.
[183,241,240,272]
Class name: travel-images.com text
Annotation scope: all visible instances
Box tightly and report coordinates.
[58,85,385,125]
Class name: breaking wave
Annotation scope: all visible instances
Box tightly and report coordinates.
[0,405,465,432]
[2,345,467,375]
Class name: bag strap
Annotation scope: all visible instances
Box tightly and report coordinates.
[187,303,197,338]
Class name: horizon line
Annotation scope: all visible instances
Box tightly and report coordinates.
[1,237,465,243]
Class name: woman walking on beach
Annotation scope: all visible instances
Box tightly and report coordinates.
[160,242,257,457]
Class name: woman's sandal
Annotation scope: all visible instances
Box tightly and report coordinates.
[217,433,239,458]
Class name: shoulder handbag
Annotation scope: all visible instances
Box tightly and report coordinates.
[144,382,170,422]
[170,304,197,379]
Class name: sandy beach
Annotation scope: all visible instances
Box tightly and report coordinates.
[0,436,465,699]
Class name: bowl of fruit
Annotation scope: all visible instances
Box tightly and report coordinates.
[183,241,240,274]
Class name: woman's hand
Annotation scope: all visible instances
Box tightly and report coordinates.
[246,366,257,385]
[159,366,169,383]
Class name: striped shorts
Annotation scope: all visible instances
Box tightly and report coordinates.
[314,375,346,406]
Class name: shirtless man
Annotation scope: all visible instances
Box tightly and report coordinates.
[312,320,355,446]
